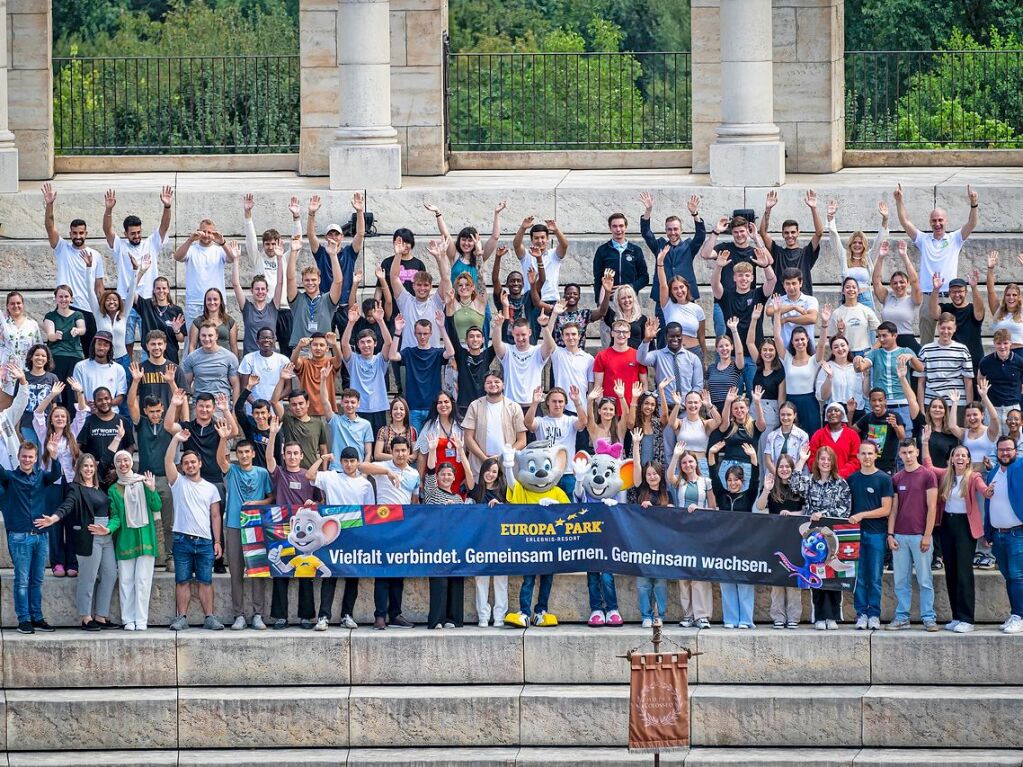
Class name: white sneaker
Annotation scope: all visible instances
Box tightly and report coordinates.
[1001,614,1016,630]
[443,621,456,629]
[814,620,827,631]
[723,622,737,629]
[854,615,868,630]
[1002,615,1023,634]
[478,620,489,628]
[123,622,136,631]
[944,620,961,632]
[641,618,653,628]
[952,621,975,633]
[826,619,838,630]
[340,614,358,629]
[314,616,329,631]
[867,617,881,630]
[230,615,247,631]
[494,620,505,627]
[251,615,267,631]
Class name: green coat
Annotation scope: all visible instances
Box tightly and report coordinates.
[106,484,162,561]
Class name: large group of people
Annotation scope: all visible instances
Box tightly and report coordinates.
[1,180,1021,637]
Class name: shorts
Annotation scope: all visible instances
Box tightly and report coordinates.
[125,307,142,346]
[172,532,214,585]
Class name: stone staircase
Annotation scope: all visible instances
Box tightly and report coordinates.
[0,624,1021,766]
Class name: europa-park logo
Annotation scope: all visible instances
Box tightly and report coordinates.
[500,508,604,537]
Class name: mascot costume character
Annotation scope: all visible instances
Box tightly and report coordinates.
[502,439,569,627]
[572,438,635,626]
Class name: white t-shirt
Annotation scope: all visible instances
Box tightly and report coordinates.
[520,246,563,302]
[882,293,920,335]
[944,476,967,515]
[395,291,445,349]
[113,232,162,300]
[238,351,290,402]
[989,467,1017,529]
[312,470,375,505]
[551,346,594,415]
[663,301,705,338]
[501,344,548,405]
[778,293,820,351]
[183,242,227,305]
[54,239,105,313]
[171,475,221,538]
[828,303,880,352]
[783,357,820,397]
[484,400,507,458]
[916,229,965,294]
[72,358,128,406]
[534,414,578,454]
[372,460,420,505]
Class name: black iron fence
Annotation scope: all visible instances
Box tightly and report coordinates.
[845,49,1023,149]
[53,55,300,155]
[446,50,691,151]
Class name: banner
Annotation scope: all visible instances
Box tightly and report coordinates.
[629,652,690,752]
[240,503,859,591]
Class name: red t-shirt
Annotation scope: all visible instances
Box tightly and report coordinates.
[594,346,646,415]
[891,465,938,535]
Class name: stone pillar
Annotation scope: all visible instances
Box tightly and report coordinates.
[0,0,19,191]
[299,0,341,176]
[690,0,720,175]
[329,0,402,189]
[709,0,785,186]
[7,0,51,181]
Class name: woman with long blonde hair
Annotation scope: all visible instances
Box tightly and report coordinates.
[985,251,1023,349]
[827,199,888,312]
[602,284,646,349]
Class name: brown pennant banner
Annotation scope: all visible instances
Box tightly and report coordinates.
[627,651,690,753]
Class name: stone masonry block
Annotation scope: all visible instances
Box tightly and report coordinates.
[773,62,834,124]
[406,125,447,176]
[350,627,523,684]
[391,66,443,128]
[12,128,52,181]
[2,631,176,689]
[177,686,350,749]
[870,629,1023,685]
[796,6,840,64]
[176,628,350,687]
[519,685,630,746]
[301,66,342,129]
[389,11,407,68]
[300,11,339,69]
[179,750,349,766]
[690,685,866,747]
[8,752,178,767]
[9,12,50,72]
[772,8,798,64]
[5,688,178,751]
[7,70,49,131]
[348,685,520,747]
[348,747,519,767]
[685,748,859,767]
[405,11,444,68]
[852,749,1023,766]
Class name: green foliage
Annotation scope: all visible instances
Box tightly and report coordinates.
[845,0,1023,53]
[53,0,299,155]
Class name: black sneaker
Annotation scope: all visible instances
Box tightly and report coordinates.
[97,620,122,630]
[271,618,289,630]
[389,614,414,629]
[16,621,34,634]
[299,619,315,630]
[32,619,56,632]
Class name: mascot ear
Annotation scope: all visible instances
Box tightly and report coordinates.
[321,518,341,545]
[574,450,591,465]
[553,445,568,474]
[619,459,636,491]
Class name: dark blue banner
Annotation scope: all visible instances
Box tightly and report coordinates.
[239,503,859,591]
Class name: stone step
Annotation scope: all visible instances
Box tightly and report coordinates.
[5,749,1023,767]
[1,568,1011,629]
[4,683,1023,751]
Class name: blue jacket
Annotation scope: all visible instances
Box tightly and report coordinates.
[0,462,63,534]
[593,241,649,301]
[985,458,1023,539]
[641,216,706,301]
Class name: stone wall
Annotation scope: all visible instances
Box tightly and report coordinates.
[7,0,52,181]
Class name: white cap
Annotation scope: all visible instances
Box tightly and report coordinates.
[325,223,343,235]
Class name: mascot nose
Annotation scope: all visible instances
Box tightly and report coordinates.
[535,469,548,479]
[295,530,305,539]
[593,475,605,485]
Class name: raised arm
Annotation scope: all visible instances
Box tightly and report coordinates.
[962,185,979,240]
[759,190,777,251]
[985,251,1001,313]
[165,429,188,484]
[548,218,569,258]
[807,189,824,249]
[265,415,281,474]
[969,269,985,322]
[173,231,197,263]
[306,195,322,255]
[512,215,533,259]
[892,184,919,242]
[771,295,787,361]
[102,188,117,248]
[655,245,671,308]
[327,239,345,306]
[230,242,246,312]
[42,183,59,249]
[872,239,891,305]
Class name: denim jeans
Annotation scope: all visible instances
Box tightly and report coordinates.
[8,531,48,622]
[719,582,755,626]
[409,409,430,434]
[713,302,725,338]
[854,530,886,618]
[519,573,554,614]
[586,571,618,612]
[892,533,935,622]
[740,357,757,398]
[172,532,215,585]
[125,307,142,346]
[636,577,668,620]
[992,527,1023,618]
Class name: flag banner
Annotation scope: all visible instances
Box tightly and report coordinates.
[628,651,690,752]
[243,503,858,590]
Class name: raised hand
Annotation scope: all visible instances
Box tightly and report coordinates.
[765,190,779,210]
[104,188,117,211]
[657,244,670,265]
[878,240,890,259]
[242,193,254,214]
[640,192,654,214]
[268,415,281,435]
[601,269,615,293]
[820,303,833,325]
[726,316,739,333]
[878,200,888,220]
[352,191,364,212]
[129,361,143,381]
[988,251,999,270]
[893,183,903,202]
[613,379,626,401]
[41,182,56,206]
[725,386,738,402]
[308,195,322,215]
[752,385,764,402]
[160,185,173,208]
[288,196,301,219]
[658,374,675,391]
[741,443,756,458]
[805,189,817,209]
[898,240,909,259]
[494,200,507,214]
[932,272,944,291]
[393,315,406,335]
[763,473,775,491]
[214,420,232,440]
[967,185,978,207]
[520,215,535,230]
[751,303,763,321]
[826,198,838,219]
[246,371,260,390]
[631,380,644,400]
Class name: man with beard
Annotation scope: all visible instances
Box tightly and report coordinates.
[43,183,106,356]
[984,436,1023,634]
[78,386,135,488]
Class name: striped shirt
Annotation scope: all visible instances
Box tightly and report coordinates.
[918,340,975,404]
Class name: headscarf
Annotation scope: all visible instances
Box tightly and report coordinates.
[114,450,148,529]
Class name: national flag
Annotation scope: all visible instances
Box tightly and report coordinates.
[323,506,364,529]
[241,527,264,545]
[240,506,262,528]
[364,504,404,525]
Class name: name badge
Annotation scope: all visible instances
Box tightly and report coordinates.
[307,321,318,333]
[289,481,302,490]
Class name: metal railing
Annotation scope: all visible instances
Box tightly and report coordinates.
[845,49,1023,149]
[53,55,300,155]
[446,50,691,151]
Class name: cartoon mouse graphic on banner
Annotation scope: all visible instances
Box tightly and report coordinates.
[267,505,342,578]
[775,520,855,588]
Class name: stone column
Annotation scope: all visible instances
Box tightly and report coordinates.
[708,0,785,186]
[0,0,19,191]
[329,0,402,189]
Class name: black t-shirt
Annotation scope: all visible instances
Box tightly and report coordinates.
[770,242,820,295]
[847,470,894,534]
[138,359,186,411]
[753,366,785,400]
[135,298,184,364]
[939,301,984,366]
[713,242,757,296]
[78,413,136,487]
[767,491,804,515]
[454,344,496,411]
[926,430,959,470]
[718,285,770,357]
[379,255,427,296]
[854,410,904,475]
[711,424,762,463]
[20,372,59,430]
[180,419,222,484]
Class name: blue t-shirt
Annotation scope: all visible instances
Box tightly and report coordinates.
[327,414,374,464]
[314,243,359,303]
[344,352,390,413]
[863,346,916,403]
[847,470,893,535]
[401,346,447,410]
[224,464,273,529]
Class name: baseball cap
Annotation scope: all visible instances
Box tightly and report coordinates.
[947,278,968,289]
[93,330,114,343]
[325,223,344,235]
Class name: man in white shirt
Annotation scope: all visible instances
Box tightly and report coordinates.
[462,373,528,477]
[165,429,224,632]
[238,327,290,407]
[514,216,569,303]
[525,385,587,494]
[492,307,558,409]
[244,193,301,356]
[766,267,820,352]
[895,182,979,344]
[546,318,594,416]
[102,185,173,356]
[390,238,450,349]
[172,218,233,342]
[42,182,106,357]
